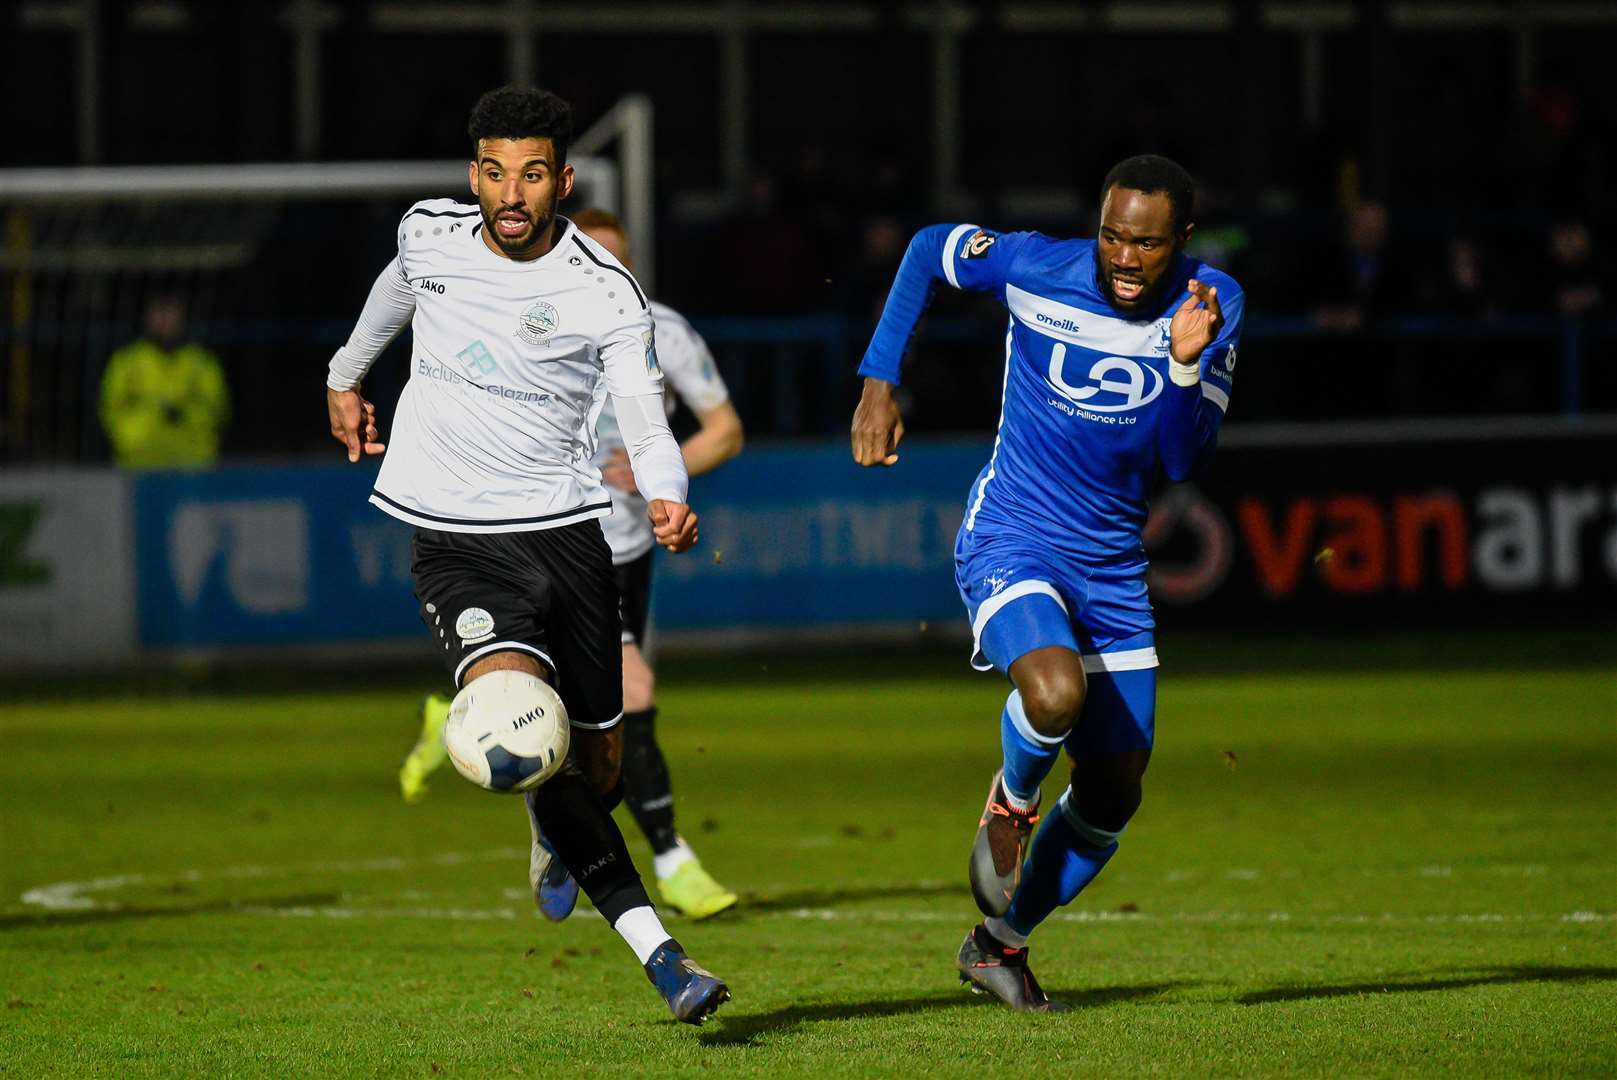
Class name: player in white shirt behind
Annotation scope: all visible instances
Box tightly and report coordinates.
[328,86,727,1024]
[399,208,746,921]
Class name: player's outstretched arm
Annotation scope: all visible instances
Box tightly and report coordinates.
[853,224,1022,466]
[613,389,697,552]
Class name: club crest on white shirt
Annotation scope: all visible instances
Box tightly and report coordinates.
[517,300,559,344]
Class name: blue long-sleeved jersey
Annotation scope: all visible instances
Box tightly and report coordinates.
[859,224,1244,562]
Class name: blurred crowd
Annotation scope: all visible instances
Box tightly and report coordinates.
[14,42,1616,462]
[663,74,1615,330]
[672,186,1613,328]
[658,133,1614,330]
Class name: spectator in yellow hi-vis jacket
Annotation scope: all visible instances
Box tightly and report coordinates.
[99,297,230,469]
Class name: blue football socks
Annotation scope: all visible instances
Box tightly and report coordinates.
[1002,789,1122,940]
[999,690,1065,807]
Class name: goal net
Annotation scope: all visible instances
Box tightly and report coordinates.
[0,97,652,464]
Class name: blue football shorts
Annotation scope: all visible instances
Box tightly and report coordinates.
[955,529,1157,754]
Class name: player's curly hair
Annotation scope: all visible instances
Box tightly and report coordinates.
[1102,155,1196,234]
[467,86,574,163]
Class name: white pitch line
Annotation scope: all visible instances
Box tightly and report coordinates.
[239,904,527,922]
[18,857,1614,928]
[193,904,1617,926]
[19,848,526,912]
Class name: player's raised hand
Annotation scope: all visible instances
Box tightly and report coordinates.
[649,499,699,553]
[1169,278,1224,367]
[327,386,386,463]
[851,377,904,466]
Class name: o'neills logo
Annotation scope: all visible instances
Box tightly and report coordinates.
[1036,311,1082,333]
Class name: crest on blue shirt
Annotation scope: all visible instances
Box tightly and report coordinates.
[1154,324,1173,355]
[961,230,997,260]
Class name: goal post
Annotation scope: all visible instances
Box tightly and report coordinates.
[572,94,654,295]
[0,97,652,464]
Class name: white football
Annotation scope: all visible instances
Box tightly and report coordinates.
[442,670,570,793]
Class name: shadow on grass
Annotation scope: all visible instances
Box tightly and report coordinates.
[1240,965,1617,1005]
[0,892,341,931]
[734,881,960,914]
[700,981,1187,1047]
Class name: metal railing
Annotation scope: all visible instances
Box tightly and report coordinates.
[0,313,1609,461]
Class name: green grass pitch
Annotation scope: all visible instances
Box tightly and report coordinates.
[2,639,1614,1077]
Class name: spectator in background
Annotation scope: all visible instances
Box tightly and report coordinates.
[99,296,229,469]
[1313,201,1411,330]
[1540,217,1607,317]
[1426,234,1499,319]
[710,173,821,313]
[836,215,908,323]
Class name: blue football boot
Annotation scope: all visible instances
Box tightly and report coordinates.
[524,789,579,921]
[644,938,730,1025]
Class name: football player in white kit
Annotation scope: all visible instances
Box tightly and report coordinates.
[572,208,744,920]
[326,86,728,1024]
[398,209,745,921]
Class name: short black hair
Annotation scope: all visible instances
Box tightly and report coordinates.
[467,86,573,164]
[1101,154,1196,234]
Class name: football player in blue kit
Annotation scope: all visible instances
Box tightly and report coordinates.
[850,156,1244,1012]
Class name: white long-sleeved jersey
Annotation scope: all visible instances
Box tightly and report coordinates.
[328,202,687,533]
[595,301,730,564]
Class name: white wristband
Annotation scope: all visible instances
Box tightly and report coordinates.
[1168,359,1201,387]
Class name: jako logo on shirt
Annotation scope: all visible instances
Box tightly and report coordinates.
[1046,344,1163,413]
[517,301,559,344]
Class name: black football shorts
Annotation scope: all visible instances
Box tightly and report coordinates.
[410,520,623,730]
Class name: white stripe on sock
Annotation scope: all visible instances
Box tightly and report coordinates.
[1007,690,1066,748]
[1059,790,1125,847]
[1001,781,1037,814]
